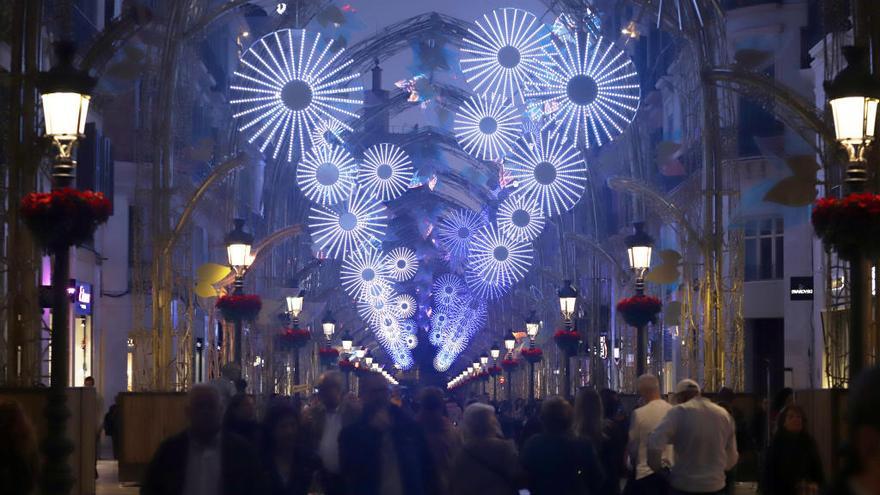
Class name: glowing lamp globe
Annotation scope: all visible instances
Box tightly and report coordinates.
[490,343,501,360]
[480,353,489,366]
[504,330,516,351]
[321,311,336,338]
[824,46,880,160]
[625,222,654,272]
[225,219,254,271]
[558,280,578,319]
[38,42,95,148]
[285,290,305,318]
[525,311,540,340]
[341,332,353,352]
[365,355,373,366]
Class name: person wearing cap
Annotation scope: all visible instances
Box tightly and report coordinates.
[646,379,738,495]
[627,374,674,495]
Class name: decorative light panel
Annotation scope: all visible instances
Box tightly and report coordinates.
[506,131,587,217]
[466,223,533,299]
[432,274,467,310]
[454,94,520,160]
[525,34,640,148]
[309,187,388,259]
[230,29,363,161]
[497,194,546,242]
[384,247,419,281]
[359,143,414,201]
[438,209,486,259]
[296,144,357,205]
[339,247,389,300]
[460,8,552,104]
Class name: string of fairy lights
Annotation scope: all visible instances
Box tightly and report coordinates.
[229,7,641,371]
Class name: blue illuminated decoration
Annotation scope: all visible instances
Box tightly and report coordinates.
[384,247,419,281]
[432,274,467,310]
[339,247,389,300]
[454,94,520,161]
[309,187,388,259]
[506,132,587,217]
[438,209,486,259]
[497,194,546,242]
[460,8,552,104]
[311,119,345,150]
[466,223,533,299]
[525,35,640,148]
[296,144,357,205]
[230,29,363,161]
[359,143,414,201]
[391,293,417,319]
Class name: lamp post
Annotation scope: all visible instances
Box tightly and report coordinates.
[479,353,489,396]
[625,222,654,376]
[504,330,516,402]
[823,45,880,378]
[341,331,353,390]
[38,41,95,495]
[558,280,578,399]
[490,342,501,401]
[321,311,336,370]
[225,219,254,368]
[525,311,540,400]
[285,289,305,386]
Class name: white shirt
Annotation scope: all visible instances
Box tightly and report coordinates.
[647,397,739,493]
[628,398,674,480]
[318,411,343,474]
[183,436,221,495]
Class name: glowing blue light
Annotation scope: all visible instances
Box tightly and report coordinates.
[497,194,546,242]
[454,94,520,160]
[384,247,419,281]
[466,223,533,299]
[359,143,413,201]
[311,119,344,150]
[432,274,467,310]
[525,35,640,148]
[400,319,418,335]
[404,333,418,350]
[391,294,417,319]
[438,209,486,259]
[358,298,391,327]
[506,132,587,217]
[230,29,363,161]
[296,144,357,205]
[339,247,388,300]
[309,187,388,259]
[460,8,552,104]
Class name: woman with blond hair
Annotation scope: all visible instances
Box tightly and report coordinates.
[450,402,520,495]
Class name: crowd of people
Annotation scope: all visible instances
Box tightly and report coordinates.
[2,367,880,495]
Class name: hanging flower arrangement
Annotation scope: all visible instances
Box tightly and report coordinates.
[318,346,340,365]
[276,327,311,351]
[20,188,112,251]
[216,294,262,321]
[487,365,502,377]
[617,295,662,327]
[501,358,519,371]
[812,193,880,260]
[553,329,580,355]
[521,347,543,363]
[338,359,356,372]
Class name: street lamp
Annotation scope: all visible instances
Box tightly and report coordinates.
[225,219,254,294]
[321,311,336,344]
[504,330,516,357]
[285,290,305,326]
[525,311,540,347]
[625,221,654,376]
[341,331,353,353]
[490,343,501,361]
[38,41,96,495]
[557,280,578,399]
[824,45,880,378]
[490,343,501,400]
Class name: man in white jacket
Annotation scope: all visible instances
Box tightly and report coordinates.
[628,374,673,495]
[647,379,738,495]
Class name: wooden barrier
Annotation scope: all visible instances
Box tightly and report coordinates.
[116,392,188,483]
[0,387,96,495]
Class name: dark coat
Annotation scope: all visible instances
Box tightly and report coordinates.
[338,405,439,495]
[449,437,520,495]
[262,450,318,495]
[761,432,825,495]
[521,433,605,495]
[140,431,265,495]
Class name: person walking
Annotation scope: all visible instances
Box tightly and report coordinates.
[261,402,318,495]
[760,404,824,495]
[521,396,604,495]
[141,384,265,495]
[574,388,616,495]
[222,393,260,447]
[338,372,438,495]
[647,379,738,495]
[0,400,40,495]
[303,370,357,495]
[627,375,673,495]
[416,387,462,494]
[449,402,520,495]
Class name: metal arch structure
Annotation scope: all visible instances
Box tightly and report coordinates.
[607,177,705,249]
[535,0,603,37]
[347,83,473,138]
[344,12,473,73]
[703,68,838,166]
[79,3,153,77]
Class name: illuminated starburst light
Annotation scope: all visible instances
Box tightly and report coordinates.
[438,209,486,259]
[466,223,533,298]
[497,194,546,241]
[339,248,388,300]
[296,144,357,205]
[384,247,419,281]
[454,94,520,160]
[359,143,413,201]
[230,29,363,161]
[507,132,587,216]
[309,187,388,258]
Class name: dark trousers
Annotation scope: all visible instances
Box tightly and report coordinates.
[630,473,669,495]
[320,471,346,495]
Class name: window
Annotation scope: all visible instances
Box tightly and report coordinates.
[744,218,784,281]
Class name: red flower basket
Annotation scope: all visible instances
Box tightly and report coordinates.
[338,359,356,372]
[20,188,111,251]
[521,347,543,364]
[617,295,662,328]
[216,294,262,321]
[487,365,502,377]
[812,193,880,260]
[318,347,340,365]
[276,327,311,351]
[553,329,580,355]
[501,359,519,371]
